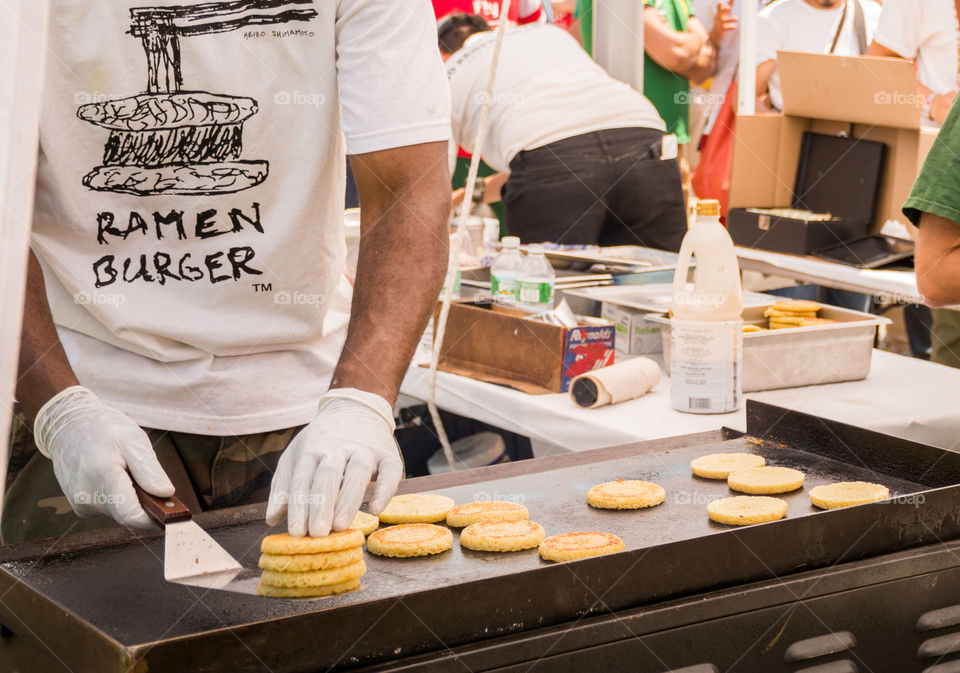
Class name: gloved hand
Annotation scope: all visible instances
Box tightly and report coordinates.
[266,388,403,538]
[33,386,175,529]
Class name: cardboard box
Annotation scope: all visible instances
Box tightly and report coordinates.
[730,52,938,250]
[601,302,662,354]
[434,301,615,394]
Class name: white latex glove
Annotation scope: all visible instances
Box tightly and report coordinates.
[266,388,403,538]
[33,386,175,529]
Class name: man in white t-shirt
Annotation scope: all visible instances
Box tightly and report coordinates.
[867,0,960,123]
[756,0,882,112]
[441,18,687,250]
[6,0,451,543]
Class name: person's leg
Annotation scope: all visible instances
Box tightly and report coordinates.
[501,133,610,245]
[903,304,933,360]
[1,422,197,544]
[819,287,871,313]
[599,128,687,251]
[931,308,960,369]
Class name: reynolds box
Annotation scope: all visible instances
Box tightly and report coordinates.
[433,300,615,394]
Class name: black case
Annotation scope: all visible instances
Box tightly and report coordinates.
[729,132,886,255]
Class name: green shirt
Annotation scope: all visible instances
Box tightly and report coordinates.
[575,0,593,55]
[903,99,960,226]
[643,0,693,144]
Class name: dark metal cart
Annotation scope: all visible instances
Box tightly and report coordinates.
[2,402,960,672]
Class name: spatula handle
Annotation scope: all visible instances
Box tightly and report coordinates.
[132,482,192,527]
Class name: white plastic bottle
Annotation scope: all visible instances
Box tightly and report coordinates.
[670,199,744,414]
[516,243,556,312]
[490,236,524,305]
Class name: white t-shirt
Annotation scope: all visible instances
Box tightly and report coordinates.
[757,0,883,110]
[447,24,665,173]
[873,0,959,94]
[33,0,451,435]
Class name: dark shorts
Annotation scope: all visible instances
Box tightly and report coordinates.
[2,410,299,545]
[501,127,687,251]
[932,308,960,369]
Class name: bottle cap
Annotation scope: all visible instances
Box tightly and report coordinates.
[501,236,520,248]
[528,243,544,253]
[696,199,721,218]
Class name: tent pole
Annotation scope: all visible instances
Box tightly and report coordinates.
[0,0,51,533]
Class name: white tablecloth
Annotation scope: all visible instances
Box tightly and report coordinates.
[401,350,960,456]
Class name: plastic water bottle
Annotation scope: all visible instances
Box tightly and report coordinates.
[670,199,743,414]
[516,243,556,312]
[480,218,501,268]
[490,236,524,304]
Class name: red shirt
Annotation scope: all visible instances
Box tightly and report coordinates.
[433,0,542,27]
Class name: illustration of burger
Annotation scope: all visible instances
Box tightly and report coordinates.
[78,1,317,196]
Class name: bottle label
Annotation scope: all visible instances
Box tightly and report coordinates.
[491,274,516,296]
[670,320,742,414]
[517,280,554,305]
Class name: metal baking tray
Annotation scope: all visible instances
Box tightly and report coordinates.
[1,403,958,672]
[651,304,890,392]
[539,245,680,272]
[561,283,778,318]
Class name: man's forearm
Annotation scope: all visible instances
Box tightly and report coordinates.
[332,141,451,404]
[681,18,717,84]
[17,249,79,423]
[918,248,960,306]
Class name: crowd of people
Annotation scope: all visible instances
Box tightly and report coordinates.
[438,0,960,366]
[7,0,960,547]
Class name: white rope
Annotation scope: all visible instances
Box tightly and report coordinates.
[427,0,514,471]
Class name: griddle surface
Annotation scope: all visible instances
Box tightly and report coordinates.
[1,437,925,647]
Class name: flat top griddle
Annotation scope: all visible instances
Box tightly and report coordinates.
[2,402,960,673]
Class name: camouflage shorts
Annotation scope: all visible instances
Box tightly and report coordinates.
[2,410,300,545]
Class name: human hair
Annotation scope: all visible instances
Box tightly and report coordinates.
[438,13,492,55]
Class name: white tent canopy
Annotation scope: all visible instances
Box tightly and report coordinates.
[0,0,50,518]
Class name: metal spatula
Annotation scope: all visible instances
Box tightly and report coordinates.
[134,485,245,589]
